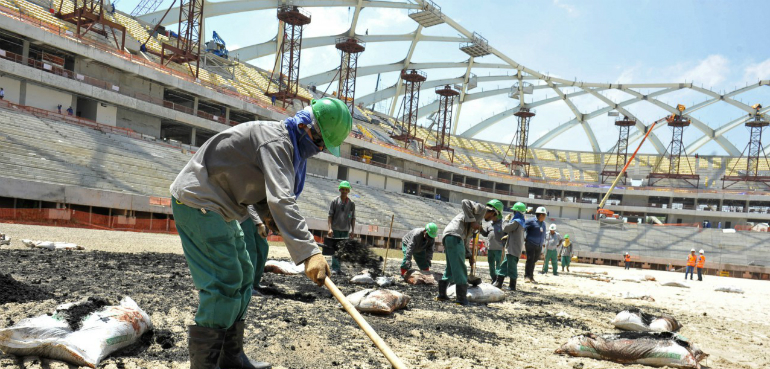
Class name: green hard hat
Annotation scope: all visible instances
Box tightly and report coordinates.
[310,97,352,157]
[425,222,438,238]
[486,199,504,219]
[338,180,351,190]
[565,234,569,239]
[512,202,527,213]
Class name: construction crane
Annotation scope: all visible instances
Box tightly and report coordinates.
[205,31,229,59]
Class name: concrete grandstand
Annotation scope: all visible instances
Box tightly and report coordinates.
[0,0,768,280]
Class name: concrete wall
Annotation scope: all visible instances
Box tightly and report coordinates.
[0,76,21,104]
[386,177,403,193]
[368,173,385,189]
[25,83,72,112]
[74,58,164,100]
[562,207,579,219]
[348,168,367,186]
[307,158,329,177]
[116,108,161,137]
[97,103,117,127]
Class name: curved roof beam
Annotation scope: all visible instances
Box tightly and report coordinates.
[231,33,468,62]
[687,106,770,153]
[299,61,515,86]
[138,0,419,25]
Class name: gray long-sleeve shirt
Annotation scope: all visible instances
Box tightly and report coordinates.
[502,217,525,256]
[480,219,504,251]
[544,231,563,251]
[442,200,487,242]
[246,205,263,226]
[401,227,435,263]
[170,121,319,264]
[328,196,355,232]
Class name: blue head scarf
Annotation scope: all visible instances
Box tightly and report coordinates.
[284,107,321,198]
[512,211,525,227]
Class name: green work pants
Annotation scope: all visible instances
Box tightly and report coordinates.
[331,230,349,272]
[496,254,519,279]
[487,250,503,280]
[401,241,430,270]
[542,249,559,275]
[241,220,269,288]
[172,197,253,329]
[561,255,571,268]
[441,235,468,285]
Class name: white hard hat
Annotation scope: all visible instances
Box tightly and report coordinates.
[690,248,695,252]
[549,224,557,231]
[699,249,704,254]
[625,252,629,255]
[535,206,547,214]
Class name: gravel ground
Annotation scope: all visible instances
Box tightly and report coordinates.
[0,223,768,369]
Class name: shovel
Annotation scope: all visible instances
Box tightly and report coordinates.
[467,232,482,286]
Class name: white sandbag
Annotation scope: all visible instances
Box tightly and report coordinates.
[375,276,395,287]
[714,285,744,294]
[20,239,82,250]
[0,296,152,368]
[618,276,643,283]
[644,275,657,281]
[612,308,682,332]
[350,273,375,285]
[447,283,505,303]
[263,260,304,275]
[345,289,409,315]
[555,332,707,369]
[618,291,655,302]
[661,280,690,288]
[403,270,437,285]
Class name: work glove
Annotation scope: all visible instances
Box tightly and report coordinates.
[400,268,408,277]
[501,235,509,242]
[303,253,330,286]
[504,213,513,222]
[257,223,268,238]
[263,214,280,235]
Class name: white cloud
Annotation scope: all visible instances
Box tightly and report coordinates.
[743,58,770,83]
[678,54,730,88]
[553,0,579,17]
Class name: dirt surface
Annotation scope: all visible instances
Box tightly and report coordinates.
[0,224,769,369]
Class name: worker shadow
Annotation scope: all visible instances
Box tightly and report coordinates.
[254,285,318,304]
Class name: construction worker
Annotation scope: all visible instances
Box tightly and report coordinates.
[479,206,505,282]
[400,223,438,276]
[494,202,527,291]
[170,97,351,369]
[685,249,697,280]
[523,206,547,283]
[327,180,356,275]
[436,199,503,305]
[624,252,631,270]
[541,224,562,275]
[244,206,270,296]
[697,249,706,281]
[559,234,573,273]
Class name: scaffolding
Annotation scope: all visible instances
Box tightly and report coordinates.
[601,116,636,184]
[502,107,536,177]
[267,4,311,108]
[459,32,490,57]
[648,105,700,188]
[130,0,164,17]
[153,0,204,78]
[391,69,427,152]
[56,0,126,50]
[408,0,444,27]
[335,37,365,113]
[722,104,770,189]
[426,85,459,162]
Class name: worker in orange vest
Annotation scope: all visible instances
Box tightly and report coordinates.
[685,249,697,280]
[624,252,631,270]
[696,249,706,281]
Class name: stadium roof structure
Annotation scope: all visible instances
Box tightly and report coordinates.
[138,0,770,155]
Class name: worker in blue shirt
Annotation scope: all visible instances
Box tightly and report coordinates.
[523,206,547,284]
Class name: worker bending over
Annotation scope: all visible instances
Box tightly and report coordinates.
[697,249,706,281]
[685,249,697,280]
[541,224,563,275]
[400,223,438,276]
[559,234,572,273]
[437,199,502,305]
[328,180,356,275]
[494,202,527,291]
[170,98,351,369]
[480,205,505,283]
[523,207,547,283]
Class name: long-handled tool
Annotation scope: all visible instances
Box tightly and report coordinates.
[467,232,482,286]
[381,214,395,274]
[324,278,407,369]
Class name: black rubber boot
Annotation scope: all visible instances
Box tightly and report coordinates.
[508,278,517,291]
[455,284,470,306]
[218,321,271,369]
[188,325,225,369]
[436,280,450,301]
[493,275,505,289]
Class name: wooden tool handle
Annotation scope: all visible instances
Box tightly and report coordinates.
[324,278,408,369]
[382,214,395,274]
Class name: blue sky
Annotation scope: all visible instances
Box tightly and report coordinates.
[115,0,770,155]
